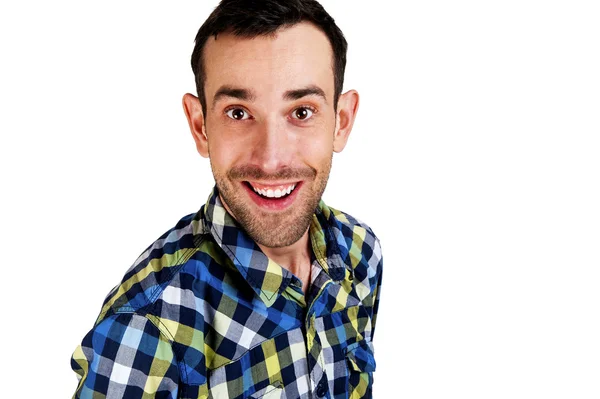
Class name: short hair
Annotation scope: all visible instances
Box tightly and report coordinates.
[191,0,348,115]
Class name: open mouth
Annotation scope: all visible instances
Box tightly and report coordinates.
[246,182,297,199]
[242,181,302,210]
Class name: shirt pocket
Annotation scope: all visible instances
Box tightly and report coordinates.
[345,339,376,397]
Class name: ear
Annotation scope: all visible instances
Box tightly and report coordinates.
[182,93,209,158]
[333,89,360,153]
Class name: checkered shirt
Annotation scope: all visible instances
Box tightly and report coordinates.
[71,186,383,398]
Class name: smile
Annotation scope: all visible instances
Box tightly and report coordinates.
[242,181,303,211]
[248,182,297,199]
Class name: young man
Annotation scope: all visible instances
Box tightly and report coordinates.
[71,1,383,398]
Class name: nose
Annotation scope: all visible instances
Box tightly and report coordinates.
[250,116,293,174]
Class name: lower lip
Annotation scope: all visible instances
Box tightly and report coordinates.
[242,181,303,211]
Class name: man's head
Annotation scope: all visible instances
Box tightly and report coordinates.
[183,0,359,248]
[190,0,348,117]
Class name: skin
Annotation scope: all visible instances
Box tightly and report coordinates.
[183,22,359,294]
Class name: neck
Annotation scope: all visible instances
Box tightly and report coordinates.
[258,231,312,294]
[219,194,313,293]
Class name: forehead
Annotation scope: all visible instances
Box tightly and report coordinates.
[202,22,335,101]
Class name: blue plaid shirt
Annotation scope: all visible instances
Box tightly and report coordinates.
[71,186,383,398]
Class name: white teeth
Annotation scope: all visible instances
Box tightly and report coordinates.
[251,183,297,198]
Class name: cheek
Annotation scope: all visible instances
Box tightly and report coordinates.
[205,126,249,171]
[297,134,333,168]
[207,137,238,173]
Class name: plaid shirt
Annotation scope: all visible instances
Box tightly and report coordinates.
[71,186,383,399]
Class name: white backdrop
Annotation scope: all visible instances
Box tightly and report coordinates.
[1,1,599,398]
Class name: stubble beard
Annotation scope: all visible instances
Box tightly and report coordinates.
[211,156,332,248]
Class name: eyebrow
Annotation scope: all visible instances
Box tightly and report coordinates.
[212,84,328,110]
[212,86,257,109]
[283,85,328,103]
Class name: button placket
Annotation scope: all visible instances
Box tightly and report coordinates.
[305,310,333,398]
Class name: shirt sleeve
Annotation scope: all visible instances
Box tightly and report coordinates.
[71,312,180,398]
[371,238,383,340]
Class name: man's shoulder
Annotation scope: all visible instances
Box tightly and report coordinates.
[326,205,381,249]
[328,206,379,238]
[325,205,383,270]
[94,210,209,323]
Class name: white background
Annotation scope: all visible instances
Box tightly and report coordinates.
[1,1,599,398]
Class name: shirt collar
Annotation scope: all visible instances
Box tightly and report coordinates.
[198,186,353,306]
[309,199,353,282]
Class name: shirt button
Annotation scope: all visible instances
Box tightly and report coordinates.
[316,378,327,397]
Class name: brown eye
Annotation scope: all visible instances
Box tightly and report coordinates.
[226,108,250,120]
[292,107,314,120]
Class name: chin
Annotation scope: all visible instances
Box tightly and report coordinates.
[219,179,318,247]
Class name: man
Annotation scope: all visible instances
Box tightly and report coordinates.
[71,0,383,398]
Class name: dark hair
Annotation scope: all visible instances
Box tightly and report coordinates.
[191,0,348,115]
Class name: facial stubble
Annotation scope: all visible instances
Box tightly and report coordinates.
[210,152,333,248]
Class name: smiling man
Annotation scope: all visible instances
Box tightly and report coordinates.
[71,1,383,398]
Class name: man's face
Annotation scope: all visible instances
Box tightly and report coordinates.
[190,22,352,248]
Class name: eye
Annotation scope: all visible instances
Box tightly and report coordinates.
[291,106,315,121]
[225,107,251,120]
